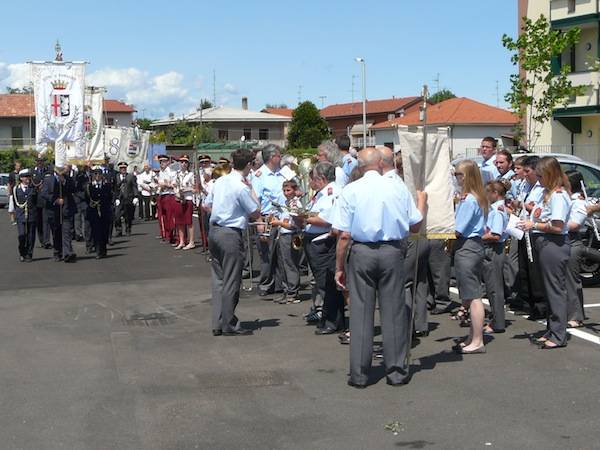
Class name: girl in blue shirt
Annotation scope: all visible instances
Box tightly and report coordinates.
[519,157,571,349]
[453,159,488,354]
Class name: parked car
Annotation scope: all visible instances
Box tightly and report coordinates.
[453,153,600,285]
[0,173,9,208]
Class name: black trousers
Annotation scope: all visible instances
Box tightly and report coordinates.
[517,236,547,315]
[37,207,51,246]
[89,211,111,256]
[303,233,345,330]
[114,201,134,233]
[141,196,152,220]
[17,220,36,258]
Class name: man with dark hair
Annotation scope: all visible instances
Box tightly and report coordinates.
[494,149,514,181]
[479,137,500,183]
[205,148,260,336]
[32,156,52,248]
[336,134,358,187]
[7,160,22,224]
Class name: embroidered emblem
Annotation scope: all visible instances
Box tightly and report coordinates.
[327,187,333,196]
[255,170,262,177]
[533,207,542,219]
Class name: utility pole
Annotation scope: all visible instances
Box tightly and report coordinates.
[433,73,440,93]
[350,74,357,113]
[495,80,500,107]
[318,96,327,108]
[212,70,217,106]
[297,85,303,105]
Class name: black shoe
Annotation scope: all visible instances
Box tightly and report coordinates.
[44,243,53,249]
[386,378,410,387]
[314,327,338,335]
[347,380,367,389]
[413,330,429,338]
[54,255,63,262]
[258,290,272,298]
[242,270,251,279]
[528,311,546,321]
[126,230,131,236]
[222,328,253,336]
[108,240,114,246]
[116,232,123,237]
[212,329,222,336]
[64,254,77,263]
[25,256,33,263]
[431,305,453,315]
[19,256,25,262]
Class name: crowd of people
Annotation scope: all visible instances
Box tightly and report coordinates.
[7,134,600,388]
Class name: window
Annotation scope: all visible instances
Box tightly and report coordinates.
[11,126,23,145]
[218,129,229,141]
[561,163,600,197]
[384,142,394,150]
[243,128,252,140]
[106,117,115,126]
[259,128,269,140]
[570,45,576,72]
[568,0,576,13]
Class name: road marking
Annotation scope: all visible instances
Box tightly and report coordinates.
[448,287,600,346]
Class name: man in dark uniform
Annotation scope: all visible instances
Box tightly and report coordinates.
[7,160,22,224]
[114,161,139,236]
[31,156,52,248]
[74,165,92,248]
[41,166,77,262]
[101,155,118,244]
[10,169,37,262]
[86,167,114,259]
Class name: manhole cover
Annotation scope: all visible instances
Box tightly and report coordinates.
[123,312,176,327]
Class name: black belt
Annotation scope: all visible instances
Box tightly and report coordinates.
[568,231,582,240]
[211,223,242,233]
[354,240,402,246]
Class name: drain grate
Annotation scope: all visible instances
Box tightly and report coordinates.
[123,312,176,327]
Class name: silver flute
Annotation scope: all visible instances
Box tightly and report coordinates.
[581,180,600,241]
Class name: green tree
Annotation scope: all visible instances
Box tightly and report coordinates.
[287,101,330,149]
[265,103,288,109]
[429,89,456,104]
[5,86,33,94]
[502,15,585,148]
[200,99,213,109]
[136,118,153,130]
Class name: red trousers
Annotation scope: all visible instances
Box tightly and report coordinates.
[158,194,176,241]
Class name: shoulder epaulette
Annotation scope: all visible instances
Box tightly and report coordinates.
[327,187,333,196]
[255,170,262,177]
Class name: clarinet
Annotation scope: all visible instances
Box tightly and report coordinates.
[581,180,600,241]
[519,185,534,263]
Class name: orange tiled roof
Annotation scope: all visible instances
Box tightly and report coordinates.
[371,97,518,129]
[262,107,294,117]
[320,96,420,118]
[0,94,136,117]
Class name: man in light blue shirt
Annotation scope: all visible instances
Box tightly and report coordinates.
[251,144,286,296]
[334,148,427,388]
[205,148,260,336]
[335,134,358,187]
[479,137,500,183]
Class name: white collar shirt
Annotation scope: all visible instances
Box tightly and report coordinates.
[205,170,258,229]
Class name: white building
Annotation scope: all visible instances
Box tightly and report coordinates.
[371,97,518,158]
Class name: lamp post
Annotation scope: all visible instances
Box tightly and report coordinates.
[355,57,366,149]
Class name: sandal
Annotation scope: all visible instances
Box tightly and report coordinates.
[451,307,468,321]
[567,320,583,328]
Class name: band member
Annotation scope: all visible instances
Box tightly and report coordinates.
[453,159,487,354]
[333,148,426,388]
[114,162,139,237]
[86,167,113,259]
[101,155,117,245]
[518,157,571,349]
[8,169,37,262]
[32,156,51,248]
[482,181,509,333]
[205,148,260,336]
[335,134,357,187]
[295,161,344,334]
[74,165,93,253]
[137,163,154,221]
[157,154,176,243]
[197,154,213,250]
[494,150,515,182]
[174,155,196,250]
[479,137,500,183]
[251,144,286,296]
[41,166,77,263]
[7,160,22,224]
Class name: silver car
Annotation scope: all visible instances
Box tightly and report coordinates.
[0,173,9,208]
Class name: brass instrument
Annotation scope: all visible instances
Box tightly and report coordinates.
[297,156,316,198]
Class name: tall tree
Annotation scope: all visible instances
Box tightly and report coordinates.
[200,99,213,110]
[502,15,584,148]
[135,118,153,130]
[287,101,330,149]
[265,103,288,109]
[429,89,456,104]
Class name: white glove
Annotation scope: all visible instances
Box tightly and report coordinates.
[115,199,121,207]
[133,198,139,206]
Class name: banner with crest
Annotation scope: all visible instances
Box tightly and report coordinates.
[84,90,105,163]
[103,127,150,170]
[31,62,86,167]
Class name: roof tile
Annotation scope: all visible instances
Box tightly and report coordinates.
[0,94,136,117]
[320,97,420,118]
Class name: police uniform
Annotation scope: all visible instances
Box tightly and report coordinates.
[303,180,344,333]
[206,170,260,335]
[566,193,587,323]
[518,181,546,317]
[334,170,422,386]
[483,200,509,331]
[454,193,485,301]
[9,170,37,262]
[32,161,51,248]
[86,169,114,258]
[114,162,139,236]
[530,189,571,346]
[251,164,286,295]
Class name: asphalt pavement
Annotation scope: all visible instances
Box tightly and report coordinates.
[1,209,600,450]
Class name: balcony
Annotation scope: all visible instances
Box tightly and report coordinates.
[551,0,600,27]
[0,138,36,149]
[350,136,376,148]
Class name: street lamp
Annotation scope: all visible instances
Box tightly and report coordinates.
[355,57,366,149]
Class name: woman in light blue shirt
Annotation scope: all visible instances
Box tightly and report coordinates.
[453,159,487,354]
[519,157,571,349]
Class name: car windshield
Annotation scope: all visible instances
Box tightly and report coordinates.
[560,162,600,198]
[0,175,8,186]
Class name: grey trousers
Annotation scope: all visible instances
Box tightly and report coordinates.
[49,215,74,258]
[566,237,585,323]
[277,233,301,295]
[404,239,430,333]
[503,238,520,305]
[427,239,452,309]
[348,240,409,386]
[483,242,506,330]
[37,207,51,246]
[256,227,283,294]
[209,226,244,332]
[533,234,570,346]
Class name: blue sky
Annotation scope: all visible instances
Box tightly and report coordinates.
[0,0,518,118]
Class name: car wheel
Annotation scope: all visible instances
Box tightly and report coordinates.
[581,258,600,286]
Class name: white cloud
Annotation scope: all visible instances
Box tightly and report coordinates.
[223,82,238,94]
[0,62,32,89]
[87,67,146,89]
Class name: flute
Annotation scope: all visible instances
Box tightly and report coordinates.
[581,180,600,241]
[519,203,534,263]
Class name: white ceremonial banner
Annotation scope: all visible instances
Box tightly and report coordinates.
[103,127,150,170]
[31,62,86,167]
[398,125,455,238]
[84,91,105,163]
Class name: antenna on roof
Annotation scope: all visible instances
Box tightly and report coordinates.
[318,96,327,108]
[54,39,63,62]
[495,80,500,107]
[212,69,217,106]
[297,85,303,105]
[433,73,440,93]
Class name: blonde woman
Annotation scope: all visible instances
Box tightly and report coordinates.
[519,157,571,349]
[453,160,488,354]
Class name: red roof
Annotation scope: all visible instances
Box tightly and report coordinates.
[371,97,518,129]
[0,94,136,117]
[262,107,294,117]
[320,96,420,118]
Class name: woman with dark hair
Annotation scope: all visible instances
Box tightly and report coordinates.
[453,159,488,354]
[519,157,571,349]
